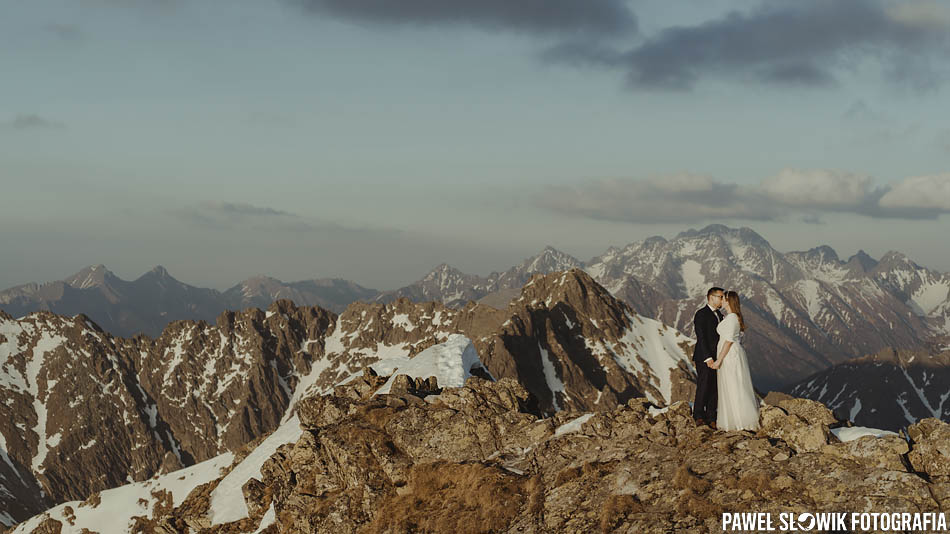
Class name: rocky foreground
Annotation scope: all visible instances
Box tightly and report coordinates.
[12,372,949,534]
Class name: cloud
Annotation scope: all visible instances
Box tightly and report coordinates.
[538,169,950,224]
[886,1,950,30]
[2,114,65,131]
[543,0,950,90]
[288,0,636,36]
[879,174,950,212]
[537,174,777,224]
[759,169,885,212]
[215,202,296,217]
[173,202,341,232]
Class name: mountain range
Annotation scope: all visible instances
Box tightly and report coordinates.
[5,225,947,391]
[3,261,949,531]
[0,266,376,338]
[0,269,694,527]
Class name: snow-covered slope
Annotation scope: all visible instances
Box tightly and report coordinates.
[10,334,493,532]
[10,452,235,534]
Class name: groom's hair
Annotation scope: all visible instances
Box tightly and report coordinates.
[706,287,724,298]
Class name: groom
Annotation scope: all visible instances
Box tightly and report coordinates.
[692,286,724,428]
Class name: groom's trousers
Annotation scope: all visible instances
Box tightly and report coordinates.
[693,362,717,421]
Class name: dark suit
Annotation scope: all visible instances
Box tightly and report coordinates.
[692,305,722,421]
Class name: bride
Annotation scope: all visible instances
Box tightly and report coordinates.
[707,290,760,431]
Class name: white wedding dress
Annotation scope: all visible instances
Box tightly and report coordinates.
[715,313,760,431]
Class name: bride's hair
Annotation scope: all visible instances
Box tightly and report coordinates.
[724,290,746,331]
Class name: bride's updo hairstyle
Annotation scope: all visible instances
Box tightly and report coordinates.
[724,290,746,331]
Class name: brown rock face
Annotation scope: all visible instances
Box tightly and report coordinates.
[907,418,950,476]
[0,303,335,526]
[83,375,950,534]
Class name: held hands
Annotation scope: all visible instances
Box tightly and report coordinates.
[706,359,721,370]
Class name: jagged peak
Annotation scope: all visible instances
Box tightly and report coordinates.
[64,264,118,289]
[846,250,878,271]
[806,245,840,262]
[149,265,170,277]
[676,224,770,248]
[424,263,465,279]
[243,274,282,284]
[676,224,731,239]
[518,246,582,272]
[879,250,910,263]
[69,263,110,275]
[735,226,771,245]
[642,235,669,246]
[135,265,183,286]
[516,268,619,310]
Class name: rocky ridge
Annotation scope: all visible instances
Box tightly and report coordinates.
[374,246,583,308]
[10,374,950,533]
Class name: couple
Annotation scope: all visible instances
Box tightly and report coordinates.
[691,287,760,432]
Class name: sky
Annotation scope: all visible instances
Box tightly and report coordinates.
[2,0,950,291]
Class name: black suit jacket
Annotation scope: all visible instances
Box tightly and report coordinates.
[692,306,721,364]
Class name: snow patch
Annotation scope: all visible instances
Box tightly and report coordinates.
[797,279,823,323]
[391,313,414,331]
[10,452,233,534]
[373,335,486,394]
[252,504,276,533]
[209,414,304,525]
[554,413,594,437]
[27,332,67,474]
[679,260,707,298]
[908,281,950,316]
[831,426,898,442]
[849,398,862,421]
[538,343,565,410]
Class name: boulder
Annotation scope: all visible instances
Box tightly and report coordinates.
[907,418,950,476]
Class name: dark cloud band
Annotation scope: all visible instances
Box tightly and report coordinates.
[543,0,950,90]
[289,0,637,36]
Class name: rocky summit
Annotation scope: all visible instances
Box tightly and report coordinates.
[10,373,950,533]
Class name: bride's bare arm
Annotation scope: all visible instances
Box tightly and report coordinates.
[711,341,733,368]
